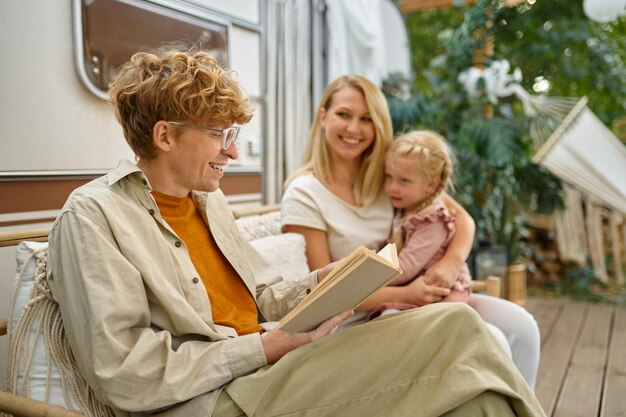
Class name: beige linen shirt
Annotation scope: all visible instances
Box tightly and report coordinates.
[47,160,317,416]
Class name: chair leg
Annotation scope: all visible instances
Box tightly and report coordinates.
[485,276,502,298]
[506,264,527,306]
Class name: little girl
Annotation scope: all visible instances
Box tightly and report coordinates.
[384,130,473,304]
[372,131,516,371]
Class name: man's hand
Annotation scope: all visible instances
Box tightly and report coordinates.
[316,260,340,283]
[261,310,353,364]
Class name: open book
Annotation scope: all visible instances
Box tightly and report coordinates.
[276,243,402,332]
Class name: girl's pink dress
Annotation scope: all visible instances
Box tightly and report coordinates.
[390,198,472,299]
[368,198,474,320]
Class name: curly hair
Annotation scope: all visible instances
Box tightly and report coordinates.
[108,48,254,160]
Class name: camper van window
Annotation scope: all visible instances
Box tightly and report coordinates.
[75,0,230,100]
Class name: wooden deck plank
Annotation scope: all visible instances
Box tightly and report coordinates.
[534,302,586,416]
[553,304,613,417]
[601,306,626,417]
[526,297,565,348]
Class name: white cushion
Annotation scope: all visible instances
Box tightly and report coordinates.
[235,210,282,241]
[249,233,310,281]
[9,241,77,409]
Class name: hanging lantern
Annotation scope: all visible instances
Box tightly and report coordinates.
[583,0,626,23]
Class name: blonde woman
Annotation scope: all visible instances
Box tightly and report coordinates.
[282,75,474,306]
[281,75,540,390]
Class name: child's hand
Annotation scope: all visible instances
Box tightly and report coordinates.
[405,277,450,306]
[423,258,461,288]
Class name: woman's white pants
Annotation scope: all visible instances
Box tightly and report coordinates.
[473,293,540,390]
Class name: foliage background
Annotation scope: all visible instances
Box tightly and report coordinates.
[390,0,626,300]
[403,0,626,139]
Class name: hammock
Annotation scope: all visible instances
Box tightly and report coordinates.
[459,64,626,213]
[458,62,626,283]
[528,95,626,284]
[531,96,626,214]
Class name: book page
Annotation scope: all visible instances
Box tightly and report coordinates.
[315,249,368,292]
[377,243,399,266]
[277,244,401,332]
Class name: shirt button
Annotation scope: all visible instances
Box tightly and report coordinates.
[306,288,311,294]
[175,241,182,248]
[192,277,199,284]
[148,209,155,215]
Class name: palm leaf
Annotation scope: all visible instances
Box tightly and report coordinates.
[455,117,525,165]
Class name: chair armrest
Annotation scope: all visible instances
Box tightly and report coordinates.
[471,276,502,298]
[0,391,85,417]
[0,228,50,248]
[232,203,281,219]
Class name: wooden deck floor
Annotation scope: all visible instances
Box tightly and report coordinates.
[526,297,626,417]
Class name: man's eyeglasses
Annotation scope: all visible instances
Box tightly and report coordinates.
[167,121,241,149]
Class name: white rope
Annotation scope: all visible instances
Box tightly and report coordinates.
[554,185,587,266]
[5,246,114,417]
[622,215,626,282]
[6,248,40,401]
[456,61,584,159]
[585,198,610,283]
[610,212,625,285]
[525,95,582,151]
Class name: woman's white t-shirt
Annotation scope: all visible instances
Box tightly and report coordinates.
[281,174,393,261]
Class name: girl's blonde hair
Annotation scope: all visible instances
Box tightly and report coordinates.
[389,130,455,213]
[286,75,393,206]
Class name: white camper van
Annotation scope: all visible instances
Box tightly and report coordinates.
[0,0,411,392]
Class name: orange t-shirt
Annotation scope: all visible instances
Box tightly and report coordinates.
[153,191,261,335]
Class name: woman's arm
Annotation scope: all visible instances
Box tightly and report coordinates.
[283,225,332,271]
[423,193,475,288]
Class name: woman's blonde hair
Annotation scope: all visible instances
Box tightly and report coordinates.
[108,48,253,160]
[389,130,455,213]
[287,75,393,206]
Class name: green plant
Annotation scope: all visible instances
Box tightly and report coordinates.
[403,0,626,138]
[495,0,626,130]
[385,0,566,263]
[383,73,435,132]
[453,116,564,262]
